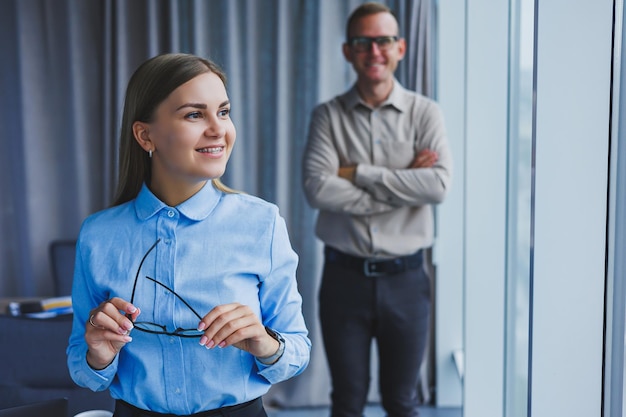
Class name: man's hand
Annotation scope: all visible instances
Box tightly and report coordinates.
[338,150,437,184]
[338,166,356,183]
[410,149,438,168]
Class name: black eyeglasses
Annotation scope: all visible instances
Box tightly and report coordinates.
[128,239,204,338]
[348,36,399,53]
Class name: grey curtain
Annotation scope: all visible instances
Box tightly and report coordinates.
[0,0,435,407]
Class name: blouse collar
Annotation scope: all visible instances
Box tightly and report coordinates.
[134,181,221,222]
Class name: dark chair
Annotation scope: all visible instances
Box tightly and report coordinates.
[0,314,114,416]
[49,240,77,296]
[0,398,67,417]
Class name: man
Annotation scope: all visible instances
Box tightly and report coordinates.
[301,3,452,417]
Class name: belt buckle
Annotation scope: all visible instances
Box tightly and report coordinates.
[363,259,386,277]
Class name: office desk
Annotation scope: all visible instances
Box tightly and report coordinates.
[0,312,114,416]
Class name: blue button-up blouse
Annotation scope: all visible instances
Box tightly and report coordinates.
[67,182,311,414]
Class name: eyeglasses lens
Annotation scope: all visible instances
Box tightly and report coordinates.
[351,36,397,52]
[133,321,204,338]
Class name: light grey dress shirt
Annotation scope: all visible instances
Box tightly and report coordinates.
[302,81,452,258]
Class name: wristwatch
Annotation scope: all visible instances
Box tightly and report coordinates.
[258,326,285,365]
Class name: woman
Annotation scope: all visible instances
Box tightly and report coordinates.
[67,53,311,417]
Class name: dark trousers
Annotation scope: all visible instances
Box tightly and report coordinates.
[113,398,267,417]
[319,252,431,417]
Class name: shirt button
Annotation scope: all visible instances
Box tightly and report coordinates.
[175,388,181,394]
[169,337,175,344]
[167,210,175,218]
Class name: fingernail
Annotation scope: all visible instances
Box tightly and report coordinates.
[197,322,206,331]
[206,340,215,349]
[123,336,132,342]
[199,335,208,346]
[218,341,226,348]
[128,306,137,313]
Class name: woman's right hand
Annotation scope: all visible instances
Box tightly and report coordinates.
[85,297,140,370]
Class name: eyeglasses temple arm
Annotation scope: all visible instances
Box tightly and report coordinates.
[129,239,161,305]
[144,275,204,321]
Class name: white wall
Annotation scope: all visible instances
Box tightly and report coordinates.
[435,0,465,407]
[464,0,510,415]
[530,1,612,415]
[437,0,614,416]
[437,0,509,413]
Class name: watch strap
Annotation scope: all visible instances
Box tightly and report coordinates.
[258,326,285,365]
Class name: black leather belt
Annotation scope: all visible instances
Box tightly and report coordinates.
[114,397,263,417]
[324,246,423,277]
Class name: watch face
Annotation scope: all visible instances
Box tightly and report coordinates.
[265,326,281,341]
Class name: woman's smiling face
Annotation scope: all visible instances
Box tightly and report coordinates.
[138,71,236,196]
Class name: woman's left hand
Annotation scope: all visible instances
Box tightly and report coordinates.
[197,303,279,359]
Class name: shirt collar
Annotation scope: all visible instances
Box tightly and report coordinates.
[344,79,408,112]
[134,181,221,222]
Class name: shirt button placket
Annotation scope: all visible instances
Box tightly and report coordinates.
[159,206,182,410]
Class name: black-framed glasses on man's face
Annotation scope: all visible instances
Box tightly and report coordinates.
[348,36,399,53]
[128,239,204,338]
